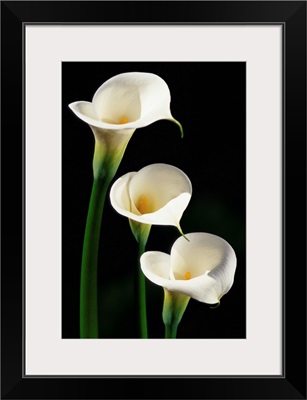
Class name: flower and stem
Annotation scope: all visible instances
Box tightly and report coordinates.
[69,72,183,338]
[141,232,237,338]
[109,163,192,337]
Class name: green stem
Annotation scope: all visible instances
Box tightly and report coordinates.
[162,289,190,339]
[80,176,110,338]
[165,323,178,339]
[130,220,151,338]
[136,237,148,338]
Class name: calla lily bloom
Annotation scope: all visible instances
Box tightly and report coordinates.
[140,232,237,338]
[141,232,237,304]
[69,71,182,132]
[69,72,183,178]
[109,163,192,233]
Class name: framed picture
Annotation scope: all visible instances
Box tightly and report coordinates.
[1,1,306,399]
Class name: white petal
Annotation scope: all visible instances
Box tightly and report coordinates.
[131,192,191,226]
[140,250,221,303]
[68,101,100,126]
[93,73,142,123]
[170,233,229,278]
[109,164,192,226]
[141,232,237,304]
[109,172,136,216]
[69,72,178,131]
[163,274,227,304]
[129,164,192,210]
[169,233,236,303]
[140,251,172,284]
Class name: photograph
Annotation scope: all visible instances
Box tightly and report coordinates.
[62,62,246,339]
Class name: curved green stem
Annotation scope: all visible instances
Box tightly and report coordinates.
[80,176,110,338]
[130,220,151,338]
[79,131,133,338]
[136,237,148,338]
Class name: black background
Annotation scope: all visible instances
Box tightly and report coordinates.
[62,62,246,339]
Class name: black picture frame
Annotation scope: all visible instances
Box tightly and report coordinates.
[1,1,306,399]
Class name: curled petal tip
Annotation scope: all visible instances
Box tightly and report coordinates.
[177,224,189,241]
[210,301,221,309]
[171,119,184,138]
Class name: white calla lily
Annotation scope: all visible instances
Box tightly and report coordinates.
[109,163,192,231]
[141,232,236,338]
[69,72,183,178]
[69,72,182,132]
[141,232,237,305]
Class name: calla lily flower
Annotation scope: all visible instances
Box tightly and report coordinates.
[141,232,236,338]
[141,232,237,305]
[69,72,183,178]
[109,163,192,233]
